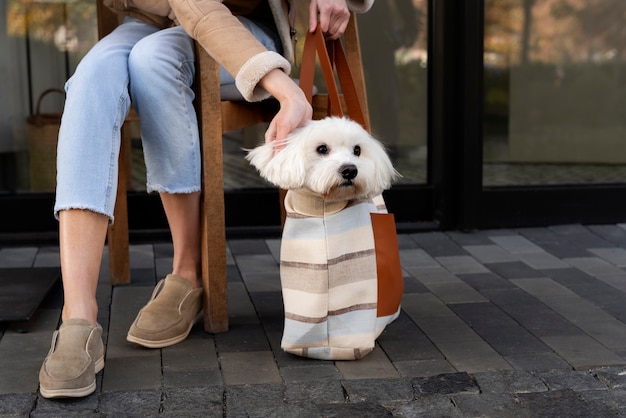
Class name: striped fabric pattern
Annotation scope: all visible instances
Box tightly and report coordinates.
[280,191,401,360]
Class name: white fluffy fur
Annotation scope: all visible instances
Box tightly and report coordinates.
[246,117,400,202]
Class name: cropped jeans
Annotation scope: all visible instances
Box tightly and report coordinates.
[55,16,281,222]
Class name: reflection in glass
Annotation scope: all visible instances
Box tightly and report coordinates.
[484,0,626,186]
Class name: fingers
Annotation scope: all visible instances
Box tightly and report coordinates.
[309,0,350,40]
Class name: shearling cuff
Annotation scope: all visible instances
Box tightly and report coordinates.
[235,51,291,102]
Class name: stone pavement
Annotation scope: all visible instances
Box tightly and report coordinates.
[2,224,626,417]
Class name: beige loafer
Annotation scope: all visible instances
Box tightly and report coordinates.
[127,274,202,348]
[39,319,104,398]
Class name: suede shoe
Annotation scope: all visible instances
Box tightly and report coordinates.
[127,274,202,348]
[39,319,104,398]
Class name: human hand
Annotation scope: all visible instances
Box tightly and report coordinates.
[309,0,350,40]
[261,70,313,150]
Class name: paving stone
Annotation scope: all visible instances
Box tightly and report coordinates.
[457,272,518,291]
[318,402,394,417]
[393,359,457,378]
[163,369,222,389]
[248,401,326,418]
[481,288,583,338]
[436,340,513,373]
[284,379,345,403]
[161,386,224,417]
[33,390,100,416]
[228,239,271,255]
[399,248,439,269]
[393,393,464,416]
[504,352,572,371]
[518,252,570,270]
[234,254,279,273]
[450,302,550,356]
[474,370,547,396]
[436,255,490,274]
[486,261,544,279]
[0,247,38,268]
[452,392,520,418]
[408,232,468,257]
[239,270,281,293]
[102,355,162,392]
[280,364,341,382]
[220,351,282,385]
[449,230,503,245]
[541,335,626,370]
[401,275,431,294]
[412,372,479,396]
[224,384,284,417]
[422,281,488,304]
[215,323,270,352]
[377,312,443,362]
[335,347,399,380]
[162,334,218,371]
[463,244,519,264]
[593,367,626,389]
[565,256,625,279]
[227,282,261,326]
[401,293,456,319]
[516,388,618,418]
[0,392,36,416]
[589,248,626,268]
[129,244,155,269]
[532,369,606,391]
[588,225,626,247]
[411,315,483,345]
[341,378,414,403]
[99,389,161,417]
[490,235,544,255]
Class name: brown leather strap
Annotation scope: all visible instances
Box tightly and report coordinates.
[299,25,366,128]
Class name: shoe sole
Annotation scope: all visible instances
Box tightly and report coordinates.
[39,356,105,399]
[126,312,202,349]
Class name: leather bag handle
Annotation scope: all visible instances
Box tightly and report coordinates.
[298,24,366,129]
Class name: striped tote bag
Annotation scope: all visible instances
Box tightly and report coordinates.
[279,193,403,360]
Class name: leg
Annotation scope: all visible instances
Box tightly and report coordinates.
[40,18,159,399]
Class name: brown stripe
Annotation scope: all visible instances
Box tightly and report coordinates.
[328,303,377,316]
[285,312,328,324]
[281,260,328,270]
[328,249,375,266]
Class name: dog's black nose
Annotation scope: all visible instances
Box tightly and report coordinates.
[340,164,358,180]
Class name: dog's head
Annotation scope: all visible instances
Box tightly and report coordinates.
[246,117,400,202]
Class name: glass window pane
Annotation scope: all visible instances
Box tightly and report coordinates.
[484,0,626,186]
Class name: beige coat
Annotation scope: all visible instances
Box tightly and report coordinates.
[103,0,373,101]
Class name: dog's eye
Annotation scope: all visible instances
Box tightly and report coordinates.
[353,145,361,156]
[316,144,328,155]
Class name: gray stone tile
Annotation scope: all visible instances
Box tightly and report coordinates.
[516,388,618,418]
[486,261,544,279]
[504,352,572,371]
[490,235,544,255]
[228,282,261,326]
[0,247,38,268]
[408,232,467,257]
[377,313,444,362]
[436,255,490,274]
[401,293,456,319]
[422,281,488,304]
[280,364,341,382]
[0,393,37,416]
[228,239,271,255]
[162,386,224,417]
[220,351,282,385]
[399,248,439,269]
[215,323,270,352]
[474,369,547,396]
[129,244,155,269]
[393,359,457,378]
[335,347,399,380]
[412,372,480,396]
[99,389,161,416]
[239,270,281,293]
[284,379,345,403]
[342,378,414,403]
[463,244,519,264]
[411,315,483,345]
[450,302,550,356]
[532,369,606,391]
[163,368,222,388]
[541,335,626,370]
[101,355,162,392]
[162,335,219,371]
[234,254,278,274]
[457,272,518,292]
[436,340,513,373]
[589,248,626,268]
[518,252,570,270]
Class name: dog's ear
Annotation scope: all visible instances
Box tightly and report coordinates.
[245,137,308,189]
[368,136,402,196]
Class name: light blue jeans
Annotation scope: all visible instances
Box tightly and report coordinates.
[55,16,281,222]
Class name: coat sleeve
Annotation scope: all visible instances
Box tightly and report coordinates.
[169,0,291,102]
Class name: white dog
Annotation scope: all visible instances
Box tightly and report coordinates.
[245,116,400,203]
[245,117,403,361]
